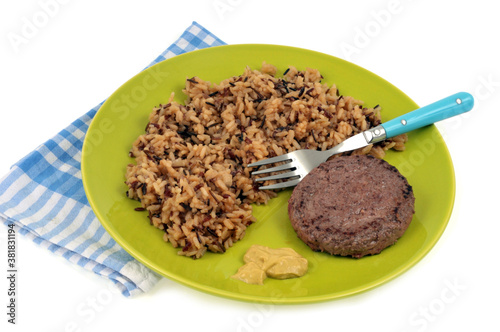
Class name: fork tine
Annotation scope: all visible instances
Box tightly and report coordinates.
[258,178,302,190]
[251,163,295,176]
[247,154,293,167]
[255,170,301,182]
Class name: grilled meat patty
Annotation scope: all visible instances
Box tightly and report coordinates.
[288,155,415,258]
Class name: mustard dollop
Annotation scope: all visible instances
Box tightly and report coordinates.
[231,245,308,285]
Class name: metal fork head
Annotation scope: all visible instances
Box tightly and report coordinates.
[247,149,328,190]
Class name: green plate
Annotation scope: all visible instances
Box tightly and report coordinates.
[81,44,455,304]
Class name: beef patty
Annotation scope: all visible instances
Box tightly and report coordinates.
[288,155,415,258]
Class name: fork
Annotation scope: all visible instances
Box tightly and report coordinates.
[247,92,474,190]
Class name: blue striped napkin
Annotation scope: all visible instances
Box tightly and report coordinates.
[0,21,225,297]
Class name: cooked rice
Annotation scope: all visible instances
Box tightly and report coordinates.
[125,63,408,258]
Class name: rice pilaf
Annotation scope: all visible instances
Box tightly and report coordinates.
[125,63,408,259]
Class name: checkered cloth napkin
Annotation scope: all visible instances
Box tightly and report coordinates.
[0,22,225,297]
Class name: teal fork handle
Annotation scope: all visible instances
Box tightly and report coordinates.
[381,92,474,138]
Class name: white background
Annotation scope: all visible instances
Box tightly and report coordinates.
[1,0,499,331]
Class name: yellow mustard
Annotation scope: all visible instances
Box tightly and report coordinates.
[231,245,308,285]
